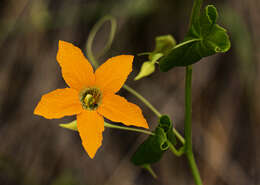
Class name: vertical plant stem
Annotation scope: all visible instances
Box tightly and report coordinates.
[190,0,203,26]
[186,152,202,185]
[184,65,203,185]
[184,66,193,155]
[185,0,204,183]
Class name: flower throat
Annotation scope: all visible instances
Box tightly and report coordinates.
[80,87,102,110]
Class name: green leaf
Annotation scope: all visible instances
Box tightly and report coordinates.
[159,5,231,71]
[59,120,77,131]
[199,5,230,54]
[131,127,168,166]
[159,115,176,146]
[131,114,178,166]
[159,39,202,71]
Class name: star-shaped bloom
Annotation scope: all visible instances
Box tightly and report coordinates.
[34,41,149,158]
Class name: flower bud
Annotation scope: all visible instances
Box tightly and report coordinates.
[134,61,155,81]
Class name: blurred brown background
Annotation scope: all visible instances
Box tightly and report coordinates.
[0,0,259,185]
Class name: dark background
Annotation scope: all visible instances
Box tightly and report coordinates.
[0,0,259,185]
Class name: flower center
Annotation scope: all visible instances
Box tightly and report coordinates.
[80,87,102,110]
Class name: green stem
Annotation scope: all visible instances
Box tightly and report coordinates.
[187,151,202,185]
[173,38,202,49]
[123,84,162,118]
[168,142,185,157]
[184,66,193,152]
[173,127,185,144]
[142,164,157,179]
[104,122,154,135]
[184,65,203,185]
[60,120,154,135]
[190,0,203,26]
[123,85,185,145]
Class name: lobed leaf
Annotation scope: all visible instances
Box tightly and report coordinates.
[159,5,231,71]
[131,127,168,165]
[131,115,177,166]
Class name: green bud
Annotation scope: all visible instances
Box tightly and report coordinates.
[59,120,77,131]
[135,53,163,81]
[134,61,155,81]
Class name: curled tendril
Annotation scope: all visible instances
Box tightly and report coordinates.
[86,15,117,69]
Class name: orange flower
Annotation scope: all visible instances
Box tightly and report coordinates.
[34,40,149,158]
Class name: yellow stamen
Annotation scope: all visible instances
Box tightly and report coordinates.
[80,87,102,110]
[84,94,95,106]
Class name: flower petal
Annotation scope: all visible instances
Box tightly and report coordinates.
[57,40,95,90]
[34,88,82,119]
[98,94,149,129]
[95,55,134,93]
[77,110,104,158]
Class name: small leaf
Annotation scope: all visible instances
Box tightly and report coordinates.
[59,120,77,131]
[131,127,168,166]
[159,5,231,71]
